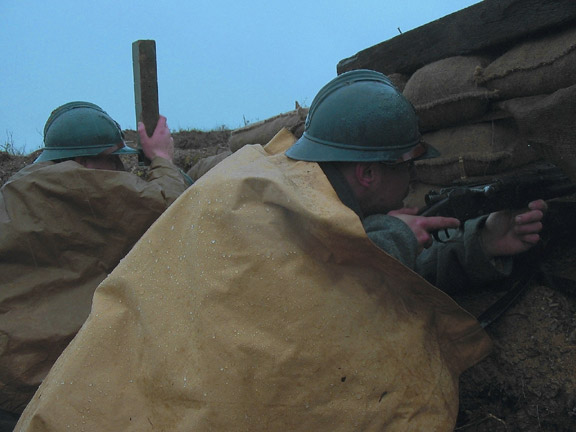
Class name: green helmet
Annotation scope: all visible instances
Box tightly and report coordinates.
[286,69,439,163]
[35,101,138,163]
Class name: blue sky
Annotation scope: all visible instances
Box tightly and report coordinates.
[1,0,479,154]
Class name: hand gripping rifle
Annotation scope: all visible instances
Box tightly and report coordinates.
[417,163,576,327]
[418,162,576,241]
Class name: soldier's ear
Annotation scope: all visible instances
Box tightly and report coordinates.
[355,162,378,188]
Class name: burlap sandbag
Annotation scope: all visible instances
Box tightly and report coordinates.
[387,72,409,92]
[403,56,497,131]
[475,26,576,99]
[0,159,187,415]
[228,106,308,152]
[498,85,576,183]
[16,129,491,432]
[415,119,540,185]
[186,150,232,181]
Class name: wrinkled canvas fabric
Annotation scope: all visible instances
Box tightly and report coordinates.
[0,158,187,414]
[17,130,491,432]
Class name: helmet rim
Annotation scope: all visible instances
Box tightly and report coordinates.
[36,101,132,163]
[288,131,439,163]
[286,70,439,163]
[34,143,138,163]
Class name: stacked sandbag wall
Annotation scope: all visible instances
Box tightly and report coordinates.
[398,25,576,206]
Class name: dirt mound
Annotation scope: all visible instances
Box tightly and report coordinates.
[0,129,230,186]
[455,202,576,431]
[123,128,231,174]
[0,150,41,185]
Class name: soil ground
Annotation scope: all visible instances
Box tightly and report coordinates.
[1,130,575,431]
[454,201,576,431]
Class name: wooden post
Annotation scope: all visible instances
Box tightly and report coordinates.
[132,40,159,165]
[337,0,576,75]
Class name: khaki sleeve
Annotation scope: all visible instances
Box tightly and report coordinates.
[416,216,513,294]
[363,214,419,268]
[145,157,189,205]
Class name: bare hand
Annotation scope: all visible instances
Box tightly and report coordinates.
[481,199,547,258]
[137,115,174,162]
[389,207,460,252]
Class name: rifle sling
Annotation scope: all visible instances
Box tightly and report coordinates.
[477,270,576,328]
[477,268,537,328]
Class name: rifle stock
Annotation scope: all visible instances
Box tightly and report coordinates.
[418,163,576,239]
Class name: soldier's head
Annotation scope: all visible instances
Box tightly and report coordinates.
[286,70,438,215]
[35,101,138,170]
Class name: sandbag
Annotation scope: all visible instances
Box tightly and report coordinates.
[415,120,540,185]
[498,85,576,183]
[387,72,409,92]
[186,150,232,181]
[17,130,491,432]
[403,56,497,131]
[228,106,308,152]
[475,26,576,99]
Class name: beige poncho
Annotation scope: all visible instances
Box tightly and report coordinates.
[0,157,187,414]
[16,130,491,431]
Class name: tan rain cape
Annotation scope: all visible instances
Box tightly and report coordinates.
[17,130,492,432]
[0,158,187,414]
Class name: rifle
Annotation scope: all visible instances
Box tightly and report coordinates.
[418,163,576,241]
[477,199,576,327]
